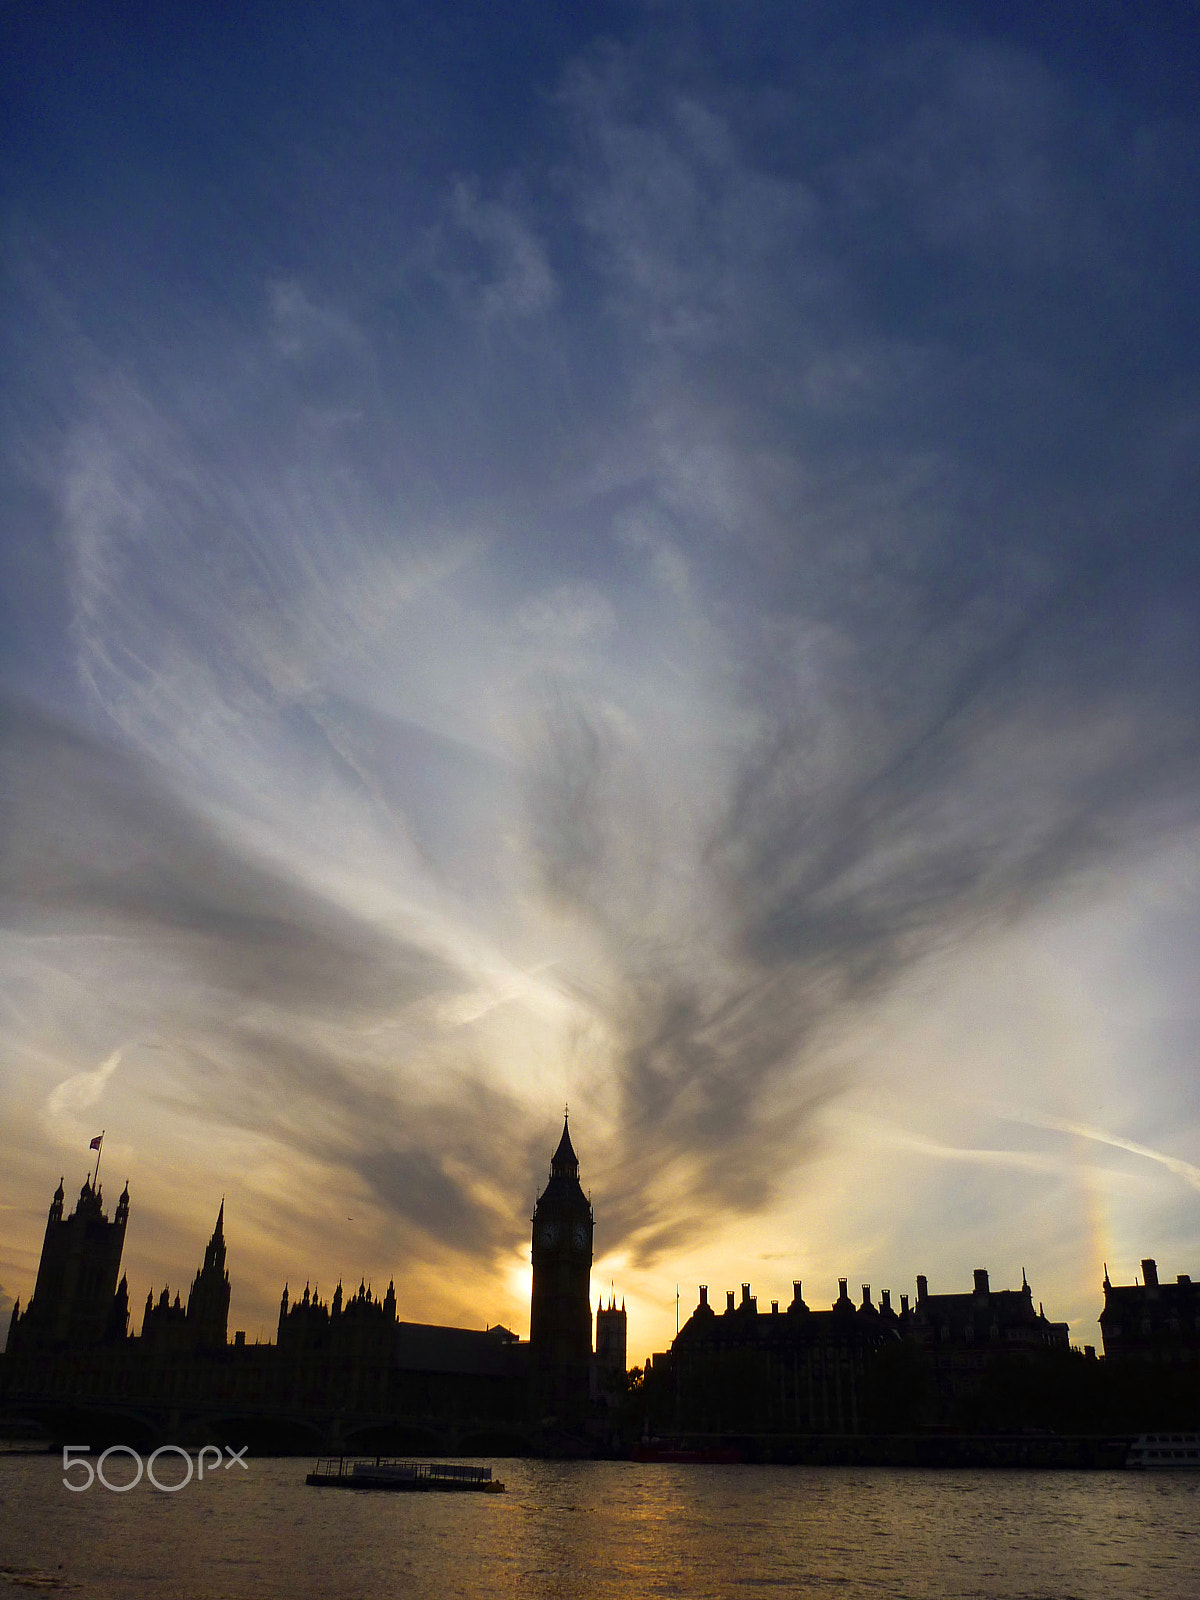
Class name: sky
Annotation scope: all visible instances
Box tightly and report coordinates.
[2,1,1200,1360]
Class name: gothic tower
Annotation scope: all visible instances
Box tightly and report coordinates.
[186,1200,231,1350]
[6,1175,129,1353]
[594,1291,627,1398]
[529,1115,593,1422]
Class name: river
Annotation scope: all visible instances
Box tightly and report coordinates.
[2,1453,1198,1598]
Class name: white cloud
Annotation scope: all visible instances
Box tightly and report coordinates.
[420,179,558,321]
[516,583,616,643]
[43,1046,123,1143]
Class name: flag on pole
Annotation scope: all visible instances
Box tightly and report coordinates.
[89,1134,103,1151]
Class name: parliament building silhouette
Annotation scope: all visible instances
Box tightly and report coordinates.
[3,1118,1198,1457]
[2,1118,621,1453]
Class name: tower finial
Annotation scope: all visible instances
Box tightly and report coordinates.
[550,1114,579,1178]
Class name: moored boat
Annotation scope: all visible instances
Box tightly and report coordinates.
[306,1457,505,1492]
[1125,1433,1200,1469]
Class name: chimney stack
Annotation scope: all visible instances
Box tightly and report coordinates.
[973,1269,990,1296]
[1142,1258,1159,1289]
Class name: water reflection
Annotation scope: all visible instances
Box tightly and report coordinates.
[1,1456,1198,1599]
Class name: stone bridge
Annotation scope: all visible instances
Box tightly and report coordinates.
[0,1392,538,1457]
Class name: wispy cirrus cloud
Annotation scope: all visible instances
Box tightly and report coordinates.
[993,1106,1200,1198]
[0,697,463,1015]
[501,31,1200,1265]
[43,1044,123,1144]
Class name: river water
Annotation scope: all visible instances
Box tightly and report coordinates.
[2,1453,1198,1599]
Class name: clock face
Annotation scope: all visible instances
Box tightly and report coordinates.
[540,1220,559,1247]
[572,1221,589,1251]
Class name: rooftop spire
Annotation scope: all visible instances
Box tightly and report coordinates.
[550,1113,578,1178]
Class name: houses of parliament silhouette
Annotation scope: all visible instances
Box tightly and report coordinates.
[3,1115,1198,1458]
[2,1117,627,1453]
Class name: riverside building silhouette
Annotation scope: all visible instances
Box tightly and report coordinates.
[652,1266,1078,1436]
[1100,1258,1200,1365]
[910,1267,1070,1410]
[1,1117,601,1451]
[5,1124,1195,1453]
[664,1278,897,1434]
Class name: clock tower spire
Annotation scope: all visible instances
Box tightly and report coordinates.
[529,1112,593,1423]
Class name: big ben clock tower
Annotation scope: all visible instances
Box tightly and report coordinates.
[529,1113,593,1422]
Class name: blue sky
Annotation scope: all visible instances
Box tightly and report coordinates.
[3,2,1200,1355]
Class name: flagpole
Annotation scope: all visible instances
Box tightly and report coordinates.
[92,1131,104,1188]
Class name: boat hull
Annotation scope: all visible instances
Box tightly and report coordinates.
[306,1457,505,1492]
[306,1471,504,1492]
